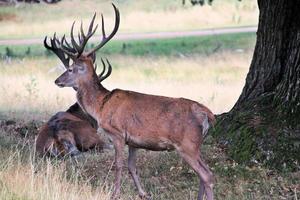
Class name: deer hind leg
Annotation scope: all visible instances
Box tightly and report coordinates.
[111,138,125,200]
[56,130,81,157]
[61,140,81,157]
[128,146,150,199]
[177,147,214,200]
[198,178,205,200]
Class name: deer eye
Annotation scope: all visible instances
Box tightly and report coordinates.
[68,68,73,73]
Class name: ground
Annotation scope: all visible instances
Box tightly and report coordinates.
[0,119,299,200]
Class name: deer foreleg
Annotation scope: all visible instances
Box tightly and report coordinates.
[111,138,124,199]
[128,146,149,199]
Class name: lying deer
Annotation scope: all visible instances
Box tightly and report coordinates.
[36,40,113,157]
[47,4,215,200]
[36,103,105,157]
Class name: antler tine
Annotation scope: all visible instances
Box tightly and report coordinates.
[78,31,82,44]
[94,63,98,71]
[86,3,120,56]
[60,35,76,54]
[51,34,59,49]
[60,38,77,58]
[53,33,61,45]
[44,36,52,50]
[59,21,89,58]
[80,21,85,39]
[101,13,106,38]
[86,13,98,38]
[67,14,98,58]
[88,13,97,34]
[98,58,107,80]
[62,35,69,48]
[105,58,112,78]
[70,21,82,54]
[98,58,112,82]
[44,34,70,68]
[79,14,98,53]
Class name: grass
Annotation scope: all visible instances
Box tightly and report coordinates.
[0,121,299,200]
[0,140,112,200]
[0,50,252,118]
[0,32,256,118]
[0,0,258,39]
[0,32,256,57]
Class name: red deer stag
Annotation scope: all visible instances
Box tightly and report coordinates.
[37,33,113,157]
[49,4,215,200]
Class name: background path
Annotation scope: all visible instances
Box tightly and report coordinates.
[0,26,257,46]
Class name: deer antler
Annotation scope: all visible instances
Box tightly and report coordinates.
[58,3,120,58]
[86,4,120,56]
[97,58,112,82]
[44,33,71,68]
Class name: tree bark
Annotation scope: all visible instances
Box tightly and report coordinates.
[214,0,300,171]
[236,0,300,112]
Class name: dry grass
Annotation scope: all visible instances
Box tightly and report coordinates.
[0,146,112,200]
[0,126,298,200]
[0,0,258,39]
[0,51,251,119]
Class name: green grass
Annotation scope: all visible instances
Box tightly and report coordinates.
[0,32,256,58]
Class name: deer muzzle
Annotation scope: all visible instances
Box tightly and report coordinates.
[55,77,66,87]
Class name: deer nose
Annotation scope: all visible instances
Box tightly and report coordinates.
[54,79,65,87]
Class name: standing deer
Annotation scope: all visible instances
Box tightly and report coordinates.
[47,4,215,200]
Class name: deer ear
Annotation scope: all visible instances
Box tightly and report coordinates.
[89,52,96,63]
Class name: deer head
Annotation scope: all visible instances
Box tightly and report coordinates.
[44,4,119,89]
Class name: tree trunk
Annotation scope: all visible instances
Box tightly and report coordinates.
[214,0,300,171]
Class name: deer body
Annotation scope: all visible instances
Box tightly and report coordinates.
[78,84,214,152]
[36,103,108,157]
[46,5,215,199]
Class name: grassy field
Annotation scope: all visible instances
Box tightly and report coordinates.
[0,0,258,39]
[0,1,299,199]
[0,52,251,117]
[0,32,256,57]
[0,121,299,200]
[0,33,256,118]
[1,33,299,199]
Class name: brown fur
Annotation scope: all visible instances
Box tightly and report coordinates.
[55,56,216,200]
[35,103,106,157]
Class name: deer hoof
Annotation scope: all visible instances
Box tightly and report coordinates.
[139,192,151,200]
